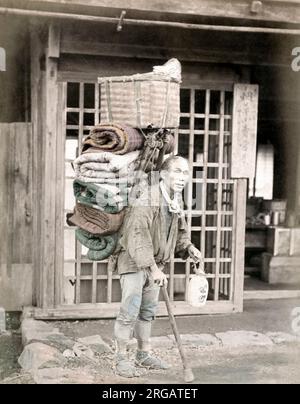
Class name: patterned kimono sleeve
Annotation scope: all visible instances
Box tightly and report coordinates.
[124,206,157,269]
[175,214,193,260]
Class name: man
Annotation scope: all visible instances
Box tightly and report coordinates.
[114,155,204,378]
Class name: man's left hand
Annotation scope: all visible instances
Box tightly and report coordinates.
[188,245,205,275]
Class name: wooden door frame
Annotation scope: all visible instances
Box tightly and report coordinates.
[34,94,248,320]
[33,38,250,316]
[232,179,247,312]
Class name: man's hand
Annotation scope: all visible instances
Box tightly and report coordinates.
[188,245,205,275]
[151,264,168,287]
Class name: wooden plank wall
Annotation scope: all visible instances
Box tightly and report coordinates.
[0,123,33,311]
[0,16,28,123]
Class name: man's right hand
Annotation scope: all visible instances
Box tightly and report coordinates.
[151,264,168,287]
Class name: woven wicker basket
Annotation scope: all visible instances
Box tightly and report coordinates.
[98,73,180,129]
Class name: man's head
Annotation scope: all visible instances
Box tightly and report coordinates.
[160,155,190,193]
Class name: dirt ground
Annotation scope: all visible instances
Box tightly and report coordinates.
[0,313,34,384]
[0,333,23,381]
[1,336,300,384]
[1,299,300,384]
[145,343,300,384]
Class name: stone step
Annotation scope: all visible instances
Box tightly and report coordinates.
[270,256,300,267]
[262,254,300,284]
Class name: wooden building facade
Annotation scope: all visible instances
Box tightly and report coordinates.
[0,0,300,318]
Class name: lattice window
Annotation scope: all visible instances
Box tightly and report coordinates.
[63,82,235,306]
[172,88,235,302]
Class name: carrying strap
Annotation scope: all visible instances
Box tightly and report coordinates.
[105,80,113,122]
[134,80,143,130]
[161,79,171,128]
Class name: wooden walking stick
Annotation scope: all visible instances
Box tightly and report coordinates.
[161,285,195,383]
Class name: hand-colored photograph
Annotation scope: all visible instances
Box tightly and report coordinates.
[0,0,300,387]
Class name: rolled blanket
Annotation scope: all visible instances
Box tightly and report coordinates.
[82,124,144,155]
[75,175,137,186]
[68,203,126,235]
[76,229,118,261]
[73,179,130,213]
[75,167,133,180]
[73,151,139,184]
[73,150,140,175]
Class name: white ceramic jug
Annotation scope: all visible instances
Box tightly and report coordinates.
[187,275,209,308]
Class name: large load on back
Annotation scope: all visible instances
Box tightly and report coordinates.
[67,59,182,260]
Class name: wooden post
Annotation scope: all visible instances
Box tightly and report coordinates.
[40,24,61,308]
[55,82,66,306]
[233,179,247,312]
[230,84,259,311]
[30,29,44,307]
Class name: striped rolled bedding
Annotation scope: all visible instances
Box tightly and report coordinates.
[73,179,130,214]
[68,203,126,236]
[82,123,144,155]
[69,123,176,262]
[75,229,118,261]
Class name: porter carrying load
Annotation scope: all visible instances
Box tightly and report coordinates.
[68,59,181,260]
[68,59,207,383]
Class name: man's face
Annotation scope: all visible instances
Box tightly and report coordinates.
[162,159,190,193]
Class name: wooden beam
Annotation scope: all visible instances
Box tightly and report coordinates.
[1,6,300,34]
[34,301,236,320]
[16,0,300,25]
[60,40,293,68]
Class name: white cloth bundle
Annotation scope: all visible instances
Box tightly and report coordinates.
[153,58,182,82]
[73,150,140,182]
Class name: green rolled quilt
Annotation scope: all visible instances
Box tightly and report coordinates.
[76,229,118,261]
[73,179,130,214]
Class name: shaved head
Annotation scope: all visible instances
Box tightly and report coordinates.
[160,155,189,172]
